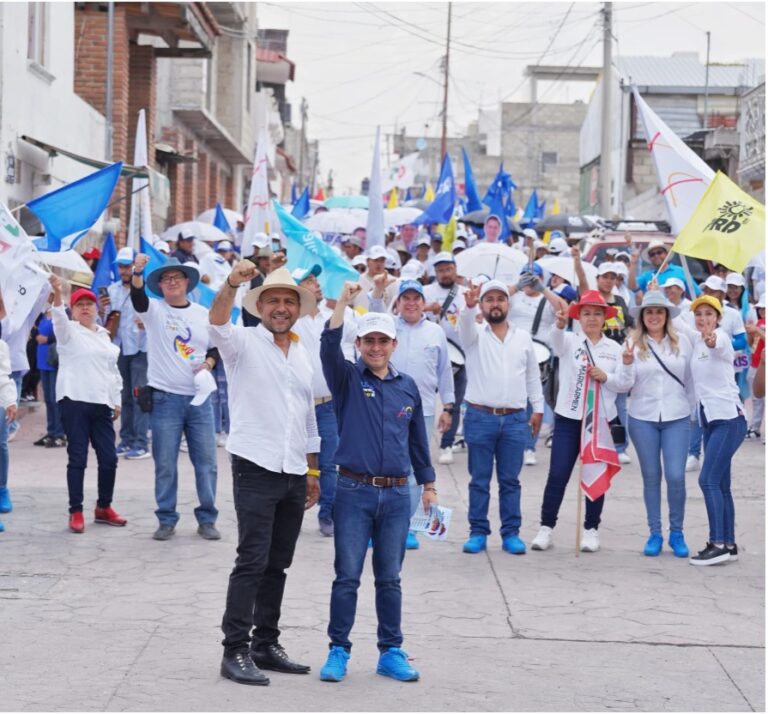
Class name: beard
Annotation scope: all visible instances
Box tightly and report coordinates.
[485,309,507,324]
[437,278,454,289]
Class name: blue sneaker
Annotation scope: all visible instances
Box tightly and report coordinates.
[643,534,663,556]
[0,520,4,532]
[501,535,526,554]
[462,534,487,554]
[319,646,350,682]
[0,487,12,514]
[405,531,420,550]
[368,538,373,549]
[377,648,419,681]
[116,442,131,457]
[125,447,151,460]
[668,531,689,558]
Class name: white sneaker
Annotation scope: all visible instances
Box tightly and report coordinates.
[531,526,553,551]
[179,437,189,453]
[685,454,700,472]
[618,452,631,465]
[217,433,228,448]
[524,449,537,466]
[580,528,600,552]
[438,447,454,465]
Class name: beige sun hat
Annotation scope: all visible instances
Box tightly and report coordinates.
[242,267,315,318]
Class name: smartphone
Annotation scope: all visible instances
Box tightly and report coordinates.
[98,287,109,299]
[271,238,282,251]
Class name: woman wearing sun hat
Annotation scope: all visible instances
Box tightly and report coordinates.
[531,290,632,554]
[623,291,693,558]
[685,294,747,565]
[49,275,125,534]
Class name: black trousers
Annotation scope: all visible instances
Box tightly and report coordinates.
[221,456,306,654]
[59,398,118,514]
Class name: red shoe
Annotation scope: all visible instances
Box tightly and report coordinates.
[94,506,127,527]
[69,512,85,534]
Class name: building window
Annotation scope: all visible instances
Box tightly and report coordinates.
[540,151,558,171]
[27,3,47,66]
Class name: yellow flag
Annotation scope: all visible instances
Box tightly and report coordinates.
[387,188,398,209]
[672,171,765,273]
[437,215,456,251]
[424,183,435,202]
[543,198,561,245]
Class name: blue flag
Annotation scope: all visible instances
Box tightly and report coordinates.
[291,187,310,219]
[505,190,517,218]
[405,187,413,202]
[91,233,119,290]
[213,202,232,234]
[411,154,457,226]
[291,182,299,205]
[522,190,539,225]
[461,147,482,212]
[537,198,546,219]
[139,238,240,324]
[482,163,517,207]
[273,201,359,300]
[27,162,123,251]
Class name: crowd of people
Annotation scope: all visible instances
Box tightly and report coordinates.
[0,212,764,686]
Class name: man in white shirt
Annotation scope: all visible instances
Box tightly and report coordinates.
[209,263,320,687]
[352,245,398,310]
[662,277,691,312]
[199,240,235,291]
[130,255,221,542]
[458,280,544,556]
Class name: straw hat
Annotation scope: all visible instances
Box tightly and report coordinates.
[242,267,315,318]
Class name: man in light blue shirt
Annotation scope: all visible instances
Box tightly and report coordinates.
[101,247,149,459]
[369,277,453,549]
[630,240,701,298]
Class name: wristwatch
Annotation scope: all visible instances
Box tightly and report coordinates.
[443,406,454,415]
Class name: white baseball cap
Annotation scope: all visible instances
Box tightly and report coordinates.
[522,228,538,241]
[597,262,619,277]
[416,236,431,247]
[613,262,628,277]
[400,261,425,280]
[549,237,569,254]
[479,279,509,300]
[661,277,685,291]
[367,245,388,260]
[432,251,455,265]
[352,255,367,268]
[725,272,746,287]
[216,240,234,251]
[154,240,171,254]
[452,239,467,252]
[114,247,135,265]
[703,275,727,292]
[357,312,397,339]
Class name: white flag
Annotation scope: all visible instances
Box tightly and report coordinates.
[127,109,154,251]
[366,127,385,249]
[632,88,715,234]
[381,151,422,192]
[0,203,33,281]
[241,128,278,257]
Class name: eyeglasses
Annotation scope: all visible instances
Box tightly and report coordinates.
[160,274,187,284]
[648,250,667,258]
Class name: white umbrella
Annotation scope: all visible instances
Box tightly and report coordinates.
[304,208,368,234]
[383,207,422,226]
[196,207,243,227]
[31,250,93,277]
[161,221,230,244]
[536,255,597,289]
[455,243,528,284]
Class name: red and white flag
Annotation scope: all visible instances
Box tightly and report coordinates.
[580,374,621,501]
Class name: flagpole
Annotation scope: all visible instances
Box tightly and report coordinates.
[575,462,583,558]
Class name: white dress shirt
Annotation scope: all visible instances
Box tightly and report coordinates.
[198,253,232,292]
[209,321,320,474]
[550,326,631,421]
[626,333,695,422]
[458,306,544,412]
[423,281,467,348]
[688,328,742,421]
[51,305,122,408]
[107,281,147,355]
[508,291,556,346]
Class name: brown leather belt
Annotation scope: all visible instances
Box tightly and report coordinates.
[339,467,408,488]
[314,396,333,406]
[467,402,524,416]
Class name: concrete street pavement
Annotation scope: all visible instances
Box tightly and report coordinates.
[2,403,764,711]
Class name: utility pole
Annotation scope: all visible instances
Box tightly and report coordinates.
[599,2,613,217]
[703,31,711,130]
[440,2,452,161]
[298,97,308,191]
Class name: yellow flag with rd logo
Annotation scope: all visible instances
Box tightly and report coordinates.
[672,171,765,273]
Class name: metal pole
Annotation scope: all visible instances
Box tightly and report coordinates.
[440,2,452,161]
[599,2,613,218]
[298,97,307,191]
[703,31,711,130]
[105,2,114,161]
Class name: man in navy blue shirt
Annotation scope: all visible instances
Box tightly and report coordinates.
[318,282,437,684]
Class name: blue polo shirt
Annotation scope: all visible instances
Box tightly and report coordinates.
[637,264,701,297]
[320,324,436,485]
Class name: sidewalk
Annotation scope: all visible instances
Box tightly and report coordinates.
[2,404,764,711]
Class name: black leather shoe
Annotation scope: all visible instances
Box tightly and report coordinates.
[221,651,270,686]
[251,643,311,674]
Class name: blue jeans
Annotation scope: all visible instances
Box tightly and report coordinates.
[0,407,8,489]
[463,405,528,538]
[316,400,339,523]
[540,415,604,530]
[328,475,411,652]
[627,416,689,535]
[150,391,218,527]
[614,392,629,454]
[8,372,22,435]
[698,410,747,544]
[211,360,230,435]
[688,418,703,458]
[440,366,466,449]
[41,369,64,438]
[117,352,149,450]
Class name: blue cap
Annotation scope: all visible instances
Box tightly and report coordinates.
[291,264,322,284]
[522,263,544,277]
[554,284,578,303]
[398,280,424,297]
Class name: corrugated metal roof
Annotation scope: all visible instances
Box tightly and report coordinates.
[616,55,764,91]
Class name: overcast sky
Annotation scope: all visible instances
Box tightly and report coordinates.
[257,1,766,194]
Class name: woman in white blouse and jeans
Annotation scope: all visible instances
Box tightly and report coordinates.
[624,291,693,558]
[50,276,125,534]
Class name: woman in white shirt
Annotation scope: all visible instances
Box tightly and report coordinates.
[50,276,125,535]
[531,291,632,554]
[623,291,693,558]
[686,295,747,566]
[0,338,18,532]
